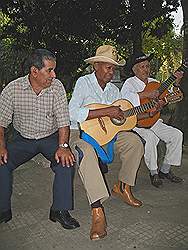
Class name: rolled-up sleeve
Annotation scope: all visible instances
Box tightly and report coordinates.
[0,85,13,128]
[69,78,90,123]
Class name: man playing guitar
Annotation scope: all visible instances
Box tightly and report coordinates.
[69,45,144,240]
[121,52,184,188]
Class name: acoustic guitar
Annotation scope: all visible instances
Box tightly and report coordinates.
[137,63,187,128]
[80,90,183,146]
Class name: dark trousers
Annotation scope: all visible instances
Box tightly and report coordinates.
[0,130,75,212]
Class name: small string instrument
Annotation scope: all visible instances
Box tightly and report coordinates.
[137,63,187,127]
[80,90,183,145]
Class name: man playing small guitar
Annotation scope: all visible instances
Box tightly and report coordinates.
[69,45,144,240]
[79,90,183,146]
[121,52,184,188]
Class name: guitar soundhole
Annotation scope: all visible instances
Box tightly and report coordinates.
[111,117,126,126]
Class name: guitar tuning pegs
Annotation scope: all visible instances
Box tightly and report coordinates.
[182,59,188,68]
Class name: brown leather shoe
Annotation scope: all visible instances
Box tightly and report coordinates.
[90,207,107,240]
[112,181,142,207]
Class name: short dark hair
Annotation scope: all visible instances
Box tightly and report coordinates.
[22,49,56,74]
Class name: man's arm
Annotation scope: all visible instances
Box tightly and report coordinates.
[87,106,124,121]
[54,126,75,167]
[173,70,184,87]
[52,81,75,167]
[0,126,5,148]
[0,126,8,165]
[69,77,124,123]
[137,98,166,121]
[137,110,158,120]
[58,126,70,146]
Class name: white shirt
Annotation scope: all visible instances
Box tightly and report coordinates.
[121,75,164,128]
[69,72,121,129]
[121,76,156,106]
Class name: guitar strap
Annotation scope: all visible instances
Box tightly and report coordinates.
[80,131,117,164]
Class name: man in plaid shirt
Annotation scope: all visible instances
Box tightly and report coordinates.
[0,49,80,230]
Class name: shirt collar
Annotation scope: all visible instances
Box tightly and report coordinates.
[91,72,112,91]
[134,76,146,87]
[21,75,32,89]
[21,74,54,93]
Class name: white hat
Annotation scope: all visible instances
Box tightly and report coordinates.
[84,45,126,66]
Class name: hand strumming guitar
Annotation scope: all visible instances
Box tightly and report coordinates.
[139,89,159,100]
[137,98,166,120]
[105,106,124,120]
[149,99,167,118]
[87,105,124,121]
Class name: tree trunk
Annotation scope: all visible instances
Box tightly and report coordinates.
[172,0,188,145]
[130,0,143,53]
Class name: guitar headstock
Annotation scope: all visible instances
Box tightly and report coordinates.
[165,89,183,104]
[180,59,188,71]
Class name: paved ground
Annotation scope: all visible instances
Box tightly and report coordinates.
[0,146,188,250]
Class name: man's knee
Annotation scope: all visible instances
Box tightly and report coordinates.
[78,142,96,154]
[144,130,160,146]
[0,161,16,172]
[0,165,12,182]
[130,133,145,153]
[51,163,75,178]
[75,143,96,159]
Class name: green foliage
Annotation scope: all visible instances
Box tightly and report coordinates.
[143,20,183,80]
[0,11,10,29]
[0,0,181,91]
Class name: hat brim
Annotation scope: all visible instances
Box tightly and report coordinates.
[84,56,126,66]
[133,53,154,67]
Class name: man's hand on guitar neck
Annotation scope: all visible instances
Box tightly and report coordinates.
[137,107,160,120]
[173,70,184,87]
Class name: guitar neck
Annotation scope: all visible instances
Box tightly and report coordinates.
[158,64,187,95]
[158,75,176,94]
[123,100,156,117]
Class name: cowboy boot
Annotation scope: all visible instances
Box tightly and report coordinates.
[112,181,142,207]
[90,207,107,240]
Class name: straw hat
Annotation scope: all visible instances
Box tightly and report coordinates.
[84,45,126,66]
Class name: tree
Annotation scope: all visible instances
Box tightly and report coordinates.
[118,0,180,53]
[172,0,188,145]
[143,23,183,80]
[0,0,180,92]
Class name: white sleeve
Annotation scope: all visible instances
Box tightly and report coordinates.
[121,80,140,106]
[69,78,90,123]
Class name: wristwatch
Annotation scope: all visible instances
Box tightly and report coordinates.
[59,142,69,148]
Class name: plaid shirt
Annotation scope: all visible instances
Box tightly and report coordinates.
[0,75,70,139]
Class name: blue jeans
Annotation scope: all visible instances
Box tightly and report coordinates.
[0,130,75,212]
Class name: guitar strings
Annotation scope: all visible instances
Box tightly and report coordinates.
[158,64,186,94]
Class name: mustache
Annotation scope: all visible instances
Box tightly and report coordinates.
[47,78,55,81]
